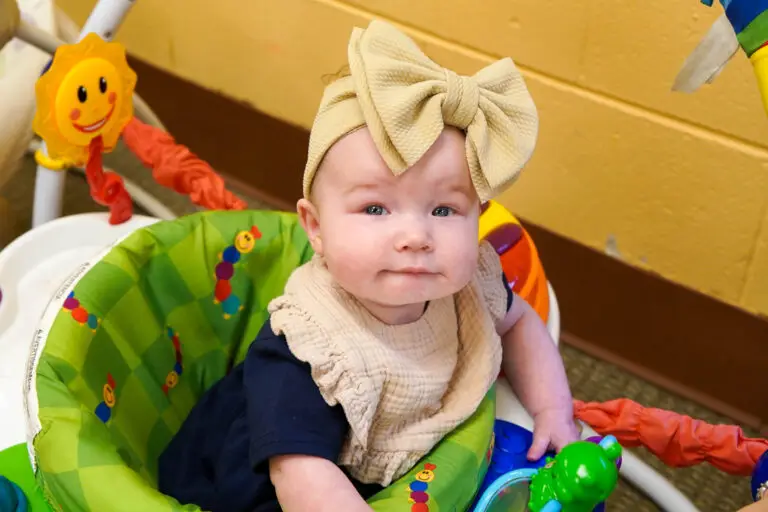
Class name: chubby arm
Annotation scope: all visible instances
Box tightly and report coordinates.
[270,455,373,512]
[496,294,579,459]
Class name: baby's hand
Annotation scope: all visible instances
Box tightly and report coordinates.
[527,407,581,461]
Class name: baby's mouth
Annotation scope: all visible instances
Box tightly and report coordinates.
[72,104,115,133]
[388,267,436,276]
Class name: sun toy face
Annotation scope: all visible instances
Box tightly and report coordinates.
[415,469,434,483]
[166,371,179,389]
[103,383,116,407]
[33,32,136,165]
[234,231,256,253]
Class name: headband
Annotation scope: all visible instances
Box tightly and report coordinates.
[303,20,539,202]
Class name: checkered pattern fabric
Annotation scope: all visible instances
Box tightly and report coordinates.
[30,209,495,512]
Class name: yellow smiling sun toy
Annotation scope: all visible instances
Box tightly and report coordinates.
[29,32,247,225]
[32,32,137,224]
[33,32,136,166]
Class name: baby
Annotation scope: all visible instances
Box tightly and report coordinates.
[158,20,579,512]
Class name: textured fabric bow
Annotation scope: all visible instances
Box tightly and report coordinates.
[303,20,539,202]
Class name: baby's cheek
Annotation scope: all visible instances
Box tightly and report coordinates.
[450,244,480,284]
[330,250,368,276]
[326,254,372,294]
[335,227,379,257]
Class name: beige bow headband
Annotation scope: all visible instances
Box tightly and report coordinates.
[303,20,539,203]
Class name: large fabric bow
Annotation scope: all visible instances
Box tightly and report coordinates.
[303,20,539,202]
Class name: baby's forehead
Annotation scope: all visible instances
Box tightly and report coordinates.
[321,162,473,201]
[317,127,474,196]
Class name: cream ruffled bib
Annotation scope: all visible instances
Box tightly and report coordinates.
[268,241,507,486]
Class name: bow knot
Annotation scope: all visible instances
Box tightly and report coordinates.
[442,69,479,130]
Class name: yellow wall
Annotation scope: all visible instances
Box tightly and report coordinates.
[57,0,768,315]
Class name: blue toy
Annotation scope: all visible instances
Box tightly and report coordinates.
[752,450,768,501]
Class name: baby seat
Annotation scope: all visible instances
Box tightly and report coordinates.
[24,209,499,512]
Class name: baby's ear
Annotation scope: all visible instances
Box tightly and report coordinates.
[297,198,323,255]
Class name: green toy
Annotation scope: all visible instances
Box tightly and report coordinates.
[470,435,622,512]
[528,436,622,512]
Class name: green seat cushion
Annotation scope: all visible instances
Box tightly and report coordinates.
[31,210,312,511]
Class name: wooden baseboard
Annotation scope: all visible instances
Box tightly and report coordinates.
[127,55,768,429]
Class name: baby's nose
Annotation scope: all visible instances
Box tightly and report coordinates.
[395,225,433,252]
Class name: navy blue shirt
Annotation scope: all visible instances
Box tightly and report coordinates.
[158,274,514,512]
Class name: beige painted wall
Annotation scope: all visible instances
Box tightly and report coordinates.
[57,0,768,315]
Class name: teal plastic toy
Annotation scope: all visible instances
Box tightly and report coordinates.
[0,475,28,512]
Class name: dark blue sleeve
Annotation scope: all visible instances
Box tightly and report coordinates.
[501,272,514,312]
[242,319,349,471]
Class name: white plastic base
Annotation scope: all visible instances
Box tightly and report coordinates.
[0,213,159,452]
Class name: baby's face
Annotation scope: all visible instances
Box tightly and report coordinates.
[302,127,480,324]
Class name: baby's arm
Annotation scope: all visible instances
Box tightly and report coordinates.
[270,455,373,512]
[244,321,374,511]
[737,500,768,511]
[497,293,580,459]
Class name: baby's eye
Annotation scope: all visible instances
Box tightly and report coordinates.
[365,205,387,215]
[432,206,454,217]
